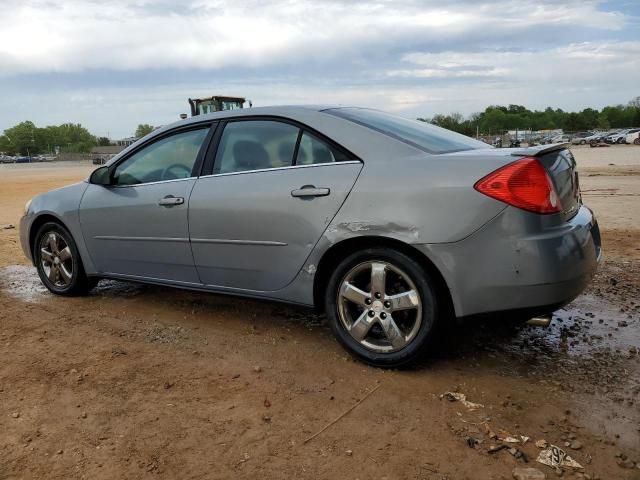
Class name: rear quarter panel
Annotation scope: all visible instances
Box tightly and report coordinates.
[324,150,509,245]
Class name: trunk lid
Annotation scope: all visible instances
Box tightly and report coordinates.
[510,143,581,220]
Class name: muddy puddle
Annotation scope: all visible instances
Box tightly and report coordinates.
[2,264,638,362]
[0,264,149,302]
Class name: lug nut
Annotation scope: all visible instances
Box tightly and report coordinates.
[380,312,387,319]
[368,310,375,318]
[374,292,381,299]
[365,298,372,305]
[384,301,391,308]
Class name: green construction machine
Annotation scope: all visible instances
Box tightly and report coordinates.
[187,95,251,116]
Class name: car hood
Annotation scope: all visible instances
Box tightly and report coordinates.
[29,181,89,217]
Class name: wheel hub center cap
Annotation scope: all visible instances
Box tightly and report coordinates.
[371,300,383,312]
[54,257,60,265]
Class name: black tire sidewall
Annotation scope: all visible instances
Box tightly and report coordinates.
[325,248,438,367]
[34,222,88,295]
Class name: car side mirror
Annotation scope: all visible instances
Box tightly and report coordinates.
[89,166,111,186]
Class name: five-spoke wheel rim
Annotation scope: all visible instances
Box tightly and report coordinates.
[39,231,73,288]
[337,261,422,353]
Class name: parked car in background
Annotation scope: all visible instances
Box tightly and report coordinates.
[0,155,15,163]
[19,106,601,367]
[589,131,613,145]
[15,156,32,163]
[605,129,631,144]
[624,129,640,145]
[570,132,593,145]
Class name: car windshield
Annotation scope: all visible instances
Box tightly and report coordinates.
[324,107,487,154]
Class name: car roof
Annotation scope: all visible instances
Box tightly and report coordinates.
[178,105,339,125]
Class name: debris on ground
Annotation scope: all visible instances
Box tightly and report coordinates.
[303,383,381,444]
[465,436,481,448]
[2,224,15,229]
[502,436,521,443]
[508,447,528,463]
[441,391,484,410]
[488,444,508,454]
[535,440,548,449]
[512,466,546,480]
[536,445,583,470]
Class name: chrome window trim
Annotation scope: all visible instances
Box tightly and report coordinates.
[108,177,195,189]
[197,159,362,180]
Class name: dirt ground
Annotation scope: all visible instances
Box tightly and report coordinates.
[1,145,639,480]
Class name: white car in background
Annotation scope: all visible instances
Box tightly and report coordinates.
[605,129,631,144]
[625,129,640,145]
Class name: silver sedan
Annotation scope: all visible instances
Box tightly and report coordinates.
[20,106,601,366]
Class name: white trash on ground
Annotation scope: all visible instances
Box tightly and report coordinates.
[536,445,583,469]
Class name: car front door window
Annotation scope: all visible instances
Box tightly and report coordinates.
[113,128,209,186]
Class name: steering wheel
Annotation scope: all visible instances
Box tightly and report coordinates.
[161,163,192,181]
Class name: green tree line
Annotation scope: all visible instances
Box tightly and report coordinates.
[0,122,155,156]
[421,96,640,136]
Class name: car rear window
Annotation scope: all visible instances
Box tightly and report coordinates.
[324,107,487,154]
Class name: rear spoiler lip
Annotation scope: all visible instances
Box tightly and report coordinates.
[510,142,570,157]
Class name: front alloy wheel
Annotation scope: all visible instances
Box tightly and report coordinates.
[34,222,95,295]
[325,248,438,367]
[39,231,74,288]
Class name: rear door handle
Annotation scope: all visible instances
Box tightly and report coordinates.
[291,185,330,198]
[158,195,184,207]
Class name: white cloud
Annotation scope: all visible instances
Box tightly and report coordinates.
[0,0,629,75]
[0,1,637,136]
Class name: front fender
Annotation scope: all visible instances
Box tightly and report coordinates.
[22,182,96,274]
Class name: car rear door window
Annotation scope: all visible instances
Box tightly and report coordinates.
[295,132,350,165]
[112,128,209,186]
[214,121,300,174]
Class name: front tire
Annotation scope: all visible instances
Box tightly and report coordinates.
[325,248,438,367]
[34,222,95,296]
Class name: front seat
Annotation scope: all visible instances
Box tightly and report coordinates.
[233,140,270,171]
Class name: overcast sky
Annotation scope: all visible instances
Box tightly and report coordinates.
[1,0,638,138]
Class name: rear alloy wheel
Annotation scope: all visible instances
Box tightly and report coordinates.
[35,222,95,296]
[325,248,437,367]
[634,138,640,145]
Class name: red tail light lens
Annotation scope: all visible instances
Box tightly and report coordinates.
[474,157,562,214]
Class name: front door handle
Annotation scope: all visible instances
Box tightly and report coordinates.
[158,195,184,207]
[291,185,330,198]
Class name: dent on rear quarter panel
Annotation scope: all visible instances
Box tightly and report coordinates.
[324,152,508,245]
[325,221,420,244]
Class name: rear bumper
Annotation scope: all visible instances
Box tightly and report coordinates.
[417,205,601,318]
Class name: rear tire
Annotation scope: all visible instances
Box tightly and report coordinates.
[635,138,640,145]
[325,248,438,367]
[34,222,95,296]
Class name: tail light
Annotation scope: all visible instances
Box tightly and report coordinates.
[474,157,562,214]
